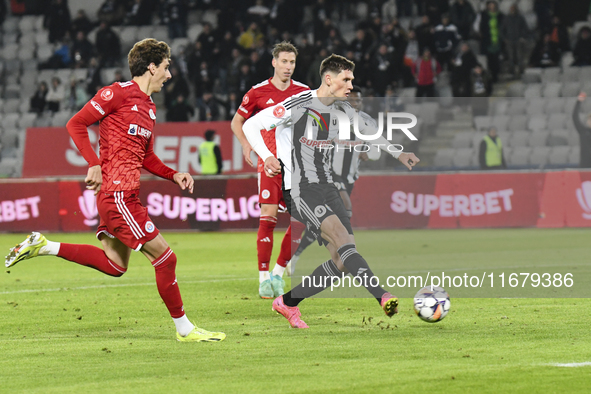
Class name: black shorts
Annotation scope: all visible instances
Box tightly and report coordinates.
[283,183,354,241]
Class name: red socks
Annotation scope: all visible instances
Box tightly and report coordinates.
[290,219,306,256]
[257,215,277,271]
[152,247,185,319]
[58,243,127,277]
[277,225,293,267]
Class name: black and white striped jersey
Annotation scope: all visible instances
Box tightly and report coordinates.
[243,89,357,192]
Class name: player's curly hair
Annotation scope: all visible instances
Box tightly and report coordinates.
[272,41,298,58]
[128,38,171,77]
[319,54,355,77]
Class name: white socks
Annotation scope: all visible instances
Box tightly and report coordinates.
[173,315,195,337]
[272,264,285,278]
[259,271,270,283]
[39,241,60,256]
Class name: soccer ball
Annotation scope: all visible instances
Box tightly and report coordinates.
[413,286,450,323]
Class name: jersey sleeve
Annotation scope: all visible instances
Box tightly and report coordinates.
[243,96,294,162]
[358,111,402,159]
[142,136,178,181]
[237,88,258,120]
[65,84,125,167]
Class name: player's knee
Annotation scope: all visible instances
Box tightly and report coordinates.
[152,248,177,271]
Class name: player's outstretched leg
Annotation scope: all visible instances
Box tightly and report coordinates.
[150,246,226,342]
[5,232,47,268]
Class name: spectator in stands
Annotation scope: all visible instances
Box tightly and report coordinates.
[470,65,492,116]
[415,15,435,54]
[39,35,72,69]
[349,29,372,63]
[98,0,126,26]
[197,92,224,122]
[398,0,413,18]
[166,94,195,122]
[573,92,591,168]
[112,69,124,83]
[572,27,591,67]
[249,51,269,82]
[30,82,48,114]
[381,0,398,23]
[325,27,346,55]
[247,0,270,29]
[70,10,93,36]
[125,0,154,26]
[95,22,121,67]
[425,0,449,26]
[479,0,504,83]
[479,126,506,170]
[66,78,89,111]
[0,0,6,28]
[238,22,264,50]
[44,0,71,44]
[312,0,332,42]
[46,77,65,113]
[293,36,315,83]
[534,0,552,35]
[195,61,214,98]
[450,0,475,40]
[433,13,461,70]
[164,65,190,109]
[530,33,560,68]
[162,0,188,39]
[548,16,570,53]
[197,23,217,60]
[307,48,328,88]
[235,63,255,101]
[451,42,478,97]
[71,31,96,68]
[413,48,441,98]
[501,4,530,78]
[199,130,222,175]
[370,44,394,96]
[402,29,420,87]
[85,58,103,96]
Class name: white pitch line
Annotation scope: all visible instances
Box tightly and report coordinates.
[550,362,591,367]
[0,277,254,295]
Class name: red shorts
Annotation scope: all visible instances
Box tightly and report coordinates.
[258,172,286,209]
[96,190,159,251]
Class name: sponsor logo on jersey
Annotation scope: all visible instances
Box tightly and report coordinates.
[242,95,249,105]
[128,124,152,138]
[239,106,248,114]
[149,109,156,119]
[90,100,105,115]
[261,189,271,199]
[305,108,328,131]
[314,205,327,217]
[101,88,114,101]
[298,136,333,149]
[273,105,286,118]
[131,105,138,111]
[266,98,274,104]
[145,221,155,233]
[113,180,121,184]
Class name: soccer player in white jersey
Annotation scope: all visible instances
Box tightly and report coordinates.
[243,54,420,328]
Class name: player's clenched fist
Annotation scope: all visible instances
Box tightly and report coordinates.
[398,152,420,171]
[264,156,281,177]
[174,172,194,193]
[85,165,103,195]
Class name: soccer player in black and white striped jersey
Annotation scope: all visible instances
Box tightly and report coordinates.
[243,55,419,328]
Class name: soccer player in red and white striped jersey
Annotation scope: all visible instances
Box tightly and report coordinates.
[231,41,308,299]
[5,39,225,342]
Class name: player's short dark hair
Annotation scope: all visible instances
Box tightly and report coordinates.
[205,130,216,141]
[319,54,355,77]
[128,38,171,77]
[272,41,298,58]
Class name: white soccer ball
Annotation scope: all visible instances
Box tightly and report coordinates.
[413,286,450,323]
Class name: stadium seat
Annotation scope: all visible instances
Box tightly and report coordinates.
[0,157,18,177]
[491,115,510,130]
[152,26,169,42]
[187,24,204,42]
[568,148,580,165]
[548,146,571,164]
[509,130,530,147]
[1,43,19,60]
[544,98,565,114]
[34,114,52,127]
[561,82,580,97]
[71,68,89,81]
[452,148,473,168]
[492,100,508,115]
[18,100,30,114]
[580,66,591,80]
[474,116,491,131]
[36,46,53,62]
[567,131,579,146]
[547,113,567,129]
[541,67,561,82]
[17,47,35,62]
[507,81,525,97]
[542,82,562,97]
[18,113,38,129]
[548,130,570,146]
[50,111,73,127]
[433,148,454,167]
[37,69,56,84]
[506,98,526,115]
[55,69,72,83]
[19,33,36,47]
[522,68,541,84]
[451,131,473,149]
[3,17,19,33]
[563,98,577,116]
[529,146,551,167]
[171,37,190,56]
[508,115,528,131]
[202,10,219,28]
[528,114,547,131]
[418,102,439,125]
[509,147,531,166]
[471,132,486,148]
[2,100,20,114]
[526,98,545,115]
[3,84,21,100]
[524,84,543,98]
[529,130,549,147]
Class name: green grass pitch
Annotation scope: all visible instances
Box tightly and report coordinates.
[1,229,591,393]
